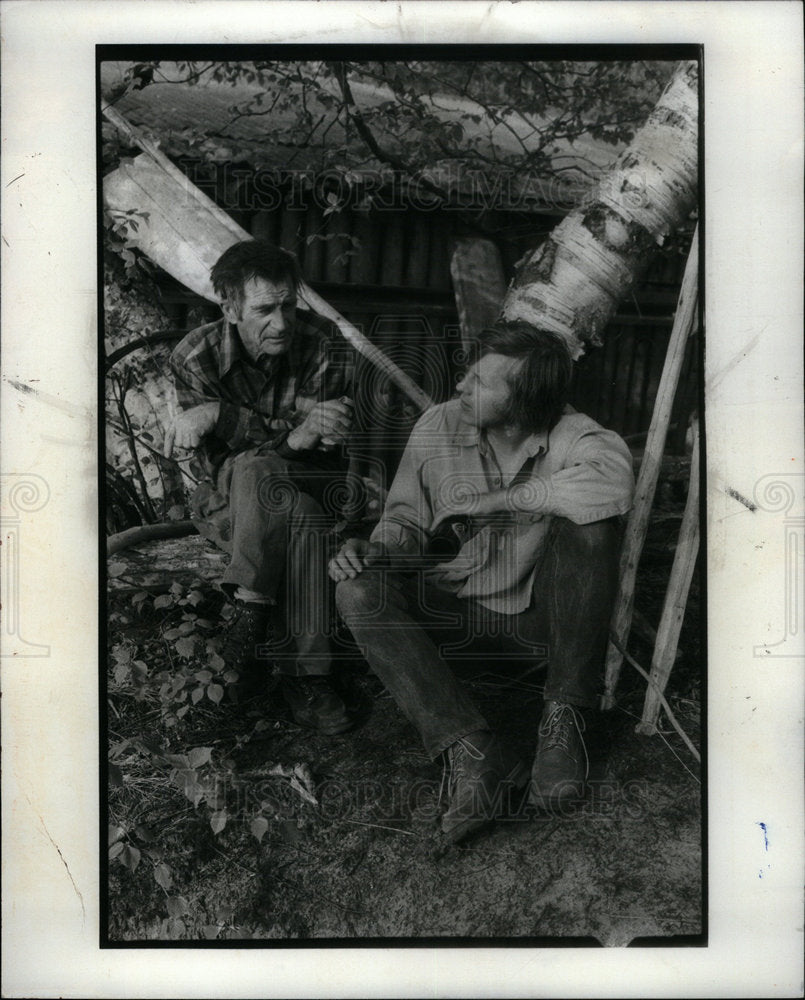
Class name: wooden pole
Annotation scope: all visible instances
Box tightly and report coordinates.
[636,418,700,734]
[101,104,434,414]
[602,224,699,708]
[450,238,507,353]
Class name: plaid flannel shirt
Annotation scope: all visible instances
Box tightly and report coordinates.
[169,310,354,479]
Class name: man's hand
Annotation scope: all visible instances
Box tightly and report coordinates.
[287,398,354,451]
[163,402,220,458]
[328,538,387,581]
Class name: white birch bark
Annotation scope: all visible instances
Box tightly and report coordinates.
[501,61,698,359]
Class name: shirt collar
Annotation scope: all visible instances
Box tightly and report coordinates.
[451,422,549,458]
[218,319,243,378]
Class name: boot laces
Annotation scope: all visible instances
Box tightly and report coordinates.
[439,735,486,808]
[539,703,589,778]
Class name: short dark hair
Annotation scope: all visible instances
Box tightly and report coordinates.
[210,240,300,308]
[477,322,573,434]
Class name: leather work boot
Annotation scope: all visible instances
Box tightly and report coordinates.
[281,674,353,736]
[440,730,528,843]
[529,700,590,811]
[220,601,275,699]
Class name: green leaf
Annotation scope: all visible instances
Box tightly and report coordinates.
[108,823,125,846]
[120,844,141,872]
[175,637,196,659]
[194,669,213,683]
[131,591,149,606]
[209,654,226,673]
[108,561,127,578]
[170,581,184,595]
[134,824,155,843]
[250,815,269,843]
[176,705,189,719]
[223,670,240,685]
[202,924,222,940]
[207,683,224,705]
[210,811,227,834]
[166,895,190,918]
[154,862,172,891]
[191,686,205,705]
[108,842,125,861]
[163,627,182,640]
[112,644,132,665]
[177,621,196,636]
[167,505,185,521]
[186,590,204,607]
[187,746,212,769]
[154,594,174,610]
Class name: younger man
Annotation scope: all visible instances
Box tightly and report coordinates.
[331,323,634,838]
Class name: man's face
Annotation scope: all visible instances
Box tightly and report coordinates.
[223,275,297,361]
[456,352,522,430]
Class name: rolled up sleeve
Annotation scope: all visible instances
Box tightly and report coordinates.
[541,428,635,524]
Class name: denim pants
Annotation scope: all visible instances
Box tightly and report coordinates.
[335,517,621,758]
[191,445,342,677]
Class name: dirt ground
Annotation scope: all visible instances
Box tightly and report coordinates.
[106,468,703,945]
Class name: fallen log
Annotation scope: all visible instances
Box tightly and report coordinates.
[107,519,198,556]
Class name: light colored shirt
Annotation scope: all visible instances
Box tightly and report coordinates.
[370,399,635,614]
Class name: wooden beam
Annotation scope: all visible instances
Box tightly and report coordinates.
[602,224,699,708]
[636,418,700,734]
[449,237,507,352]
[102,104,434,414]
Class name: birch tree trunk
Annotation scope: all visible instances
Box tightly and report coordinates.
[501,60,698,359]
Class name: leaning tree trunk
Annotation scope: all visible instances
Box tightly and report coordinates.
[501,60,698,359]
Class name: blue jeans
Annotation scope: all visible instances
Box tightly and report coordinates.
[336,517,621,757]
[191,446,343,677]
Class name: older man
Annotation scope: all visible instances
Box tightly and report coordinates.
[331,323,634,840]
[167,239,353,734]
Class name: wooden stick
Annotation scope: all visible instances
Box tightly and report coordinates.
[102,103,434,414]
[611,634,701,764]
[602,225,699,708]
[637,419,700,733]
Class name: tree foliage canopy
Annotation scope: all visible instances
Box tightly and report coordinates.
[103,58,675,204]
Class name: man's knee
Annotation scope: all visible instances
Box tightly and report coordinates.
[335,571,386,620]
[552,516,622,556]
[229,454,317,519]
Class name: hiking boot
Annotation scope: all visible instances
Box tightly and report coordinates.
[220,601,274,698]
[440,730,528,843]
[528,701,590,810]
[281,674,353,736]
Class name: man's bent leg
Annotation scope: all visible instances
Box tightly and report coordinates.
[271,490,333,678]
[335,570,487,759]
[538,517,621,708]
[219,450,308,601]
[528,517,622,807]
[203,450,349,731]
